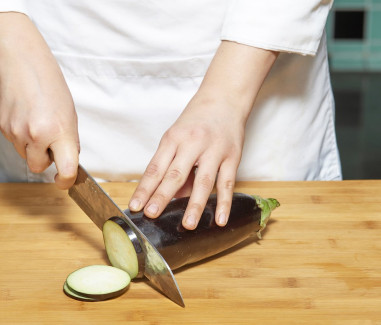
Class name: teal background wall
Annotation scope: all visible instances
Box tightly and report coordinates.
[327,0,381,71]
[327,0,381,179]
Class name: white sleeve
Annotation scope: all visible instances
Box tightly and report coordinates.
[221,0,333,56]
[0,0,29,15]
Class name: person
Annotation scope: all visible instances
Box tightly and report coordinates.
[0,1,342,230]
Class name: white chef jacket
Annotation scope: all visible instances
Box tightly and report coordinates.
[0,0,342,182]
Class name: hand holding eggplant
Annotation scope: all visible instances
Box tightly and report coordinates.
[130,94,245,230]
[0,13,80,189]
[129,41,278,229]
[106,193,280,279]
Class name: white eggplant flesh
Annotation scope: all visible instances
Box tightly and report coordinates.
[103,219,139,279]
[65,265,130,301]
[63,281,97,301]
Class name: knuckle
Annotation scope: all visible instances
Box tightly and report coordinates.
[196,173,214,191]
[151,192,169,204]
[28,121,51,143]
[28,131,42,143]
[133,186,149,199]
[56,161,78,180]
[57,171,76,182]
[221,179,235,191]
[144,162,161,179]
[164,125,210,143]
[189,125,210,141]
[8,123,23,140]
[28,164,46,174]
[164,168,184,184]
[217,199,232,209]
[226,144,241,159]
[188,201,204,214]
[162,127,181,145]
[162,128,176,142]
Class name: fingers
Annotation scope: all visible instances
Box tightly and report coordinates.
[21,138,79,189]
[174,167,196,198]
[12,141,28,160]
[181,159,219,229]
[129,101,245,230]
[129,140,177,211]
[181,156,239,230]
[132,145,198,219]
[214,159,239,227]
[25,143,52,173]
[3,123,79,188]
[50,139,80,189]
[131,143,239,230]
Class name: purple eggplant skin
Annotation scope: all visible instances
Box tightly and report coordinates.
[122,193,278,271]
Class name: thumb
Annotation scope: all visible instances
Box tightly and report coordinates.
[49,138,80,189]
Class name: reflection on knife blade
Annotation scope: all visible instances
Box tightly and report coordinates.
[68,164,185,307]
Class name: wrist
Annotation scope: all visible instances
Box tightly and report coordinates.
[0,12,29,43]
[198,41,278,121]
[0,12,58,78]
[0,12,44,57]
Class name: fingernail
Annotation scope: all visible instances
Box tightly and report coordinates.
[129,199,141,211]
[218,212,227,226]
[185,215,196,228]
[147,203,159,216]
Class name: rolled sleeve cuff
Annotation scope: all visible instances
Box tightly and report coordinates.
[0,0,29,16]
[221,0,333,56]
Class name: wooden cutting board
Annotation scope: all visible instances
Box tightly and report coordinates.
[0,180,380,325]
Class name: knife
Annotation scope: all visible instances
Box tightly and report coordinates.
[68,164,185,307]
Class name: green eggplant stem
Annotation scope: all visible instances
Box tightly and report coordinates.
[252,195,280,239]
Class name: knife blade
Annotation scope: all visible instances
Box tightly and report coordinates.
[68,164,185,307]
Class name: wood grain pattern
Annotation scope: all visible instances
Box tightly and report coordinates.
[1,180,381,325]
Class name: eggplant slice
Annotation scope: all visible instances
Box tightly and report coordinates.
[103,219,140,279]
[65,265,130,301]
[63,281,97,302]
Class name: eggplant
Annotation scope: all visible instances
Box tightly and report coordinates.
[64,265,131,301]
[103,193,279,279]
[63,281,98,302]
